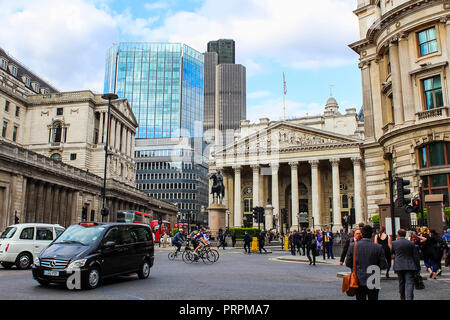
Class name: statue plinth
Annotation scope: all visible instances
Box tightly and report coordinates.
[208,203,228,239]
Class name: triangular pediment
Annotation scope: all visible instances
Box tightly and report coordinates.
[215,121,362,156]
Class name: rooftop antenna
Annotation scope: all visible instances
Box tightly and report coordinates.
[283,72,287,121]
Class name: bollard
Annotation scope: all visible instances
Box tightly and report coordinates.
[284,236,289,250]
[251,237,259,252]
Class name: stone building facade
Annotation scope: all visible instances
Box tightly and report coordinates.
[350,0,450,218]
[208,98,365,232]
[0,48,177,231]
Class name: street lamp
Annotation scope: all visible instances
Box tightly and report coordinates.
[100,93,118,222]
[226,210,230,228]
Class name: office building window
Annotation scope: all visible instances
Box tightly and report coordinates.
[418,27,438,56]
[12,126,17,142]
[15,106,20,117]
[4,100,9,112]
[423,75,443,110]
[2,121,7,138]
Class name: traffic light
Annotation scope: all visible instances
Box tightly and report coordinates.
[412,198,421,213]
[252,207,258,222]
[81,206,88,222]
[101,207,109,217]
[396,177,411,207]
[258,207,265,223]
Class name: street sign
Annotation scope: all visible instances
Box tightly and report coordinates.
[298,214,309,223]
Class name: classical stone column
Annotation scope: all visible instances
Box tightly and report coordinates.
[115,121,121,151]
[330,158,341,232]
[398,33,415,123]
[309,160,320,230]
[110,117,116,149]
[25,179,36,223]
[35,181,45,223]
[389,39,404,126]
[208,174,214,206]
[352,158,363,225]
[251,165,260,207]
[289,162,299,230]
[445,17,450,65]
[270,163,280,233]
[360,62,375,139]
[43,184,53,224]
[233,166,242,227]
[222,170,229,208]
[98,112,104,144]
[51,186,60,224]
[58,188,68,226]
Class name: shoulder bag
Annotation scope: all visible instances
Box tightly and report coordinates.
[342,241,359,296]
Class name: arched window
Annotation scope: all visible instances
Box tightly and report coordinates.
[50,121,63,143]
[50,153,62,162]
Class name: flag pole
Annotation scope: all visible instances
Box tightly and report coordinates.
[283,73,286,121]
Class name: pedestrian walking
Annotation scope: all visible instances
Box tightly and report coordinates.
[391,229,421,300]
[419,227,440,279]
[340,229,362,266]
[444,229,450,268]
[323,226,334,259]
[244,231,252,254]
[305,228,317,265]
[231,231,236,248]
[316,230,323,257]
[374,226,392,278]
[259,230,267,254]
[289,231,296,255]
[293,230,301,255]
[162,232,168,248]
[345,225,388,300]
[300,228,307,256]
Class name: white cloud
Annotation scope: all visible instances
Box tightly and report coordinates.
[248,90,271,99]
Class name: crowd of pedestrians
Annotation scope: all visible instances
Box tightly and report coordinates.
[342,222,450,301]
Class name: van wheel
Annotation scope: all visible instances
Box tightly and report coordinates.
[83,267,101,290]
[1,262,14,269]
[16,253,32,270]
[137,260,151,279]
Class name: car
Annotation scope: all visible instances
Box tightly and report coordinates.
[32,222,155,290]
[0,223,65,270]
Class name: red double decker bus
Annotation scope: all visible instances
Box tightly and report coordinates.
[117,210,153,225]
[151,220,171,243]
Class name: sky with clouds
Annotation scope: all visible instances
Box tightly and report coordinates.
[0,0,363,122]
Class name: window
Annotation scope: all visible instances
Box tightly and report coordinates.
[15,106,20,117]
[1,58,7,70]
[36,227,53,241]
[2,121,7,138]
[12,126,17,142]
[23,76,31,87]
[4,100,9,112]
[423,75,443,110]
[51,121,62,143]
[418,27,438,56]
[20,227,34,240]
[70,153,77,161]
[422,173,450,206]
[51,153,62,162]
[419,142,450,168]
[56,108,63,115]
[10,65,17,77]
[55,228,65,239]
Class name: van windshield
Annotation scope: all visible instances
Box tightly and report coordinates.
[54,225,106,246]
[0,227,17,239]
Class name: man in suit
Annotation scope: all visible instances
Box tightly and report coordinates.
[340,229,362,265]
[345,225,388,300]
[323,226,334,259]
[392,228,421,300]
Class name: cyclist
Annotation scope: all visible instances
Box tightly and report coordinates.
[193,228,210,258]
[189,229,199,248]
[172,228,185,253]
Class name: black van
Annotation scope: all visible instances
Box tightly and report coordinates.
[32,222,154,290]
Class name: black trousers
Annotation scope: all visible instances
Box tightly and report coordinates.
[355,286,379,300]
[306,247,316,265]
[244,242,251,253]
[259,243,267,253]
[397,270,415,300]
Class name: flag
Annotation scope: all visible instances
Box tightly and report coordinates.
[283,72,287,95]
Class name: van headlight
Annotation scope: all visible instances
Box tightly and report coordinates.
[34,257,40,266]
[67,259,87,270]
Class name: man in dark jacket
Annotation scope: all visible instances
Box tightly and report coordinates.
[391,229,421,300]
[293,230,301,255]
[304,228,316,265]
[300,228,307,255]
[243,231,252,254]
[258,230,267,254]
[345,225,388,300]
[340,229,362,265]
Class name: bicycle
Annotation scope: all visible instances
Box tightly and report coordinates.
[168,240,189,261]
[183,244,217,264]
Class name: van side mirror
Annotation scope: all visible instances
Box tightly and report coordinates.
[103,241,116,249]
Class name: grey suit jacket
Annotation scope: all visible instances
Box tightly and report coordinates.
[391,238,421,272]
[345,238,388,286]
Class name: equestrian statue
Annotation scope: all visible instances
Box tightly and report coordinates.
[210,171,225,204]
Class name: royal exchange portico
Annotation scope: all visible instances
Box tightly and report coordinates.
[209,117,366,233]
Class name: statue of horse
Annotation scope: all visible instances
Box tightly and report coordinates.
[210,171,225,204]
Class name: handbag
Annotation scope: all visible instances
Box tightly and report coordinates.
[414,273,425,290]
[342,241,359,296]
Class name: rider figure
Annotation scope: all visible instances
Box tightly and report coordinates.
[172,228,185,253]
[193,228,210,258]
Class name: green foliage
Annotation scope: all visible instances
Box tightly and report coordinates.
[445,207,450,221]
[172,228,178,236]
[229,228,261,239]
[371,214,380,224]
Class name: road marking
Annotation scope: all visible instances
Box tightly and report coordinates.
[101,288,145,300]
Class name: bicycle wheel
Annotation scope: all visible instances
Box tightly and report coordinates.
[168,251,177,261]
[201,251,215,265]
[182,250,194,264]
[208,249,219,262]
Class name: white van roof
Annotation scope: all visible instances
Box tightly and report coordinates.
[7,223,64,228]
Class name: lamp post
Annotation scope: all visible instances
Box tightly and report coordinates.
[100,93,118,222]
[226,210,230,228]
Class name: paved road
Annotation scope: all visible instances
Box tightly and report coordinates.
[0,247,449,300]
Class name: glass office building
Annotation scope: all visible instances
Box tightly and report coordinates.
[104,43,208,222]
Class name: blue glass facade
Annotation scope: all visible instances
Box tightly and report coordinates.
[104,43,204,139]
[104,43,208,221]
